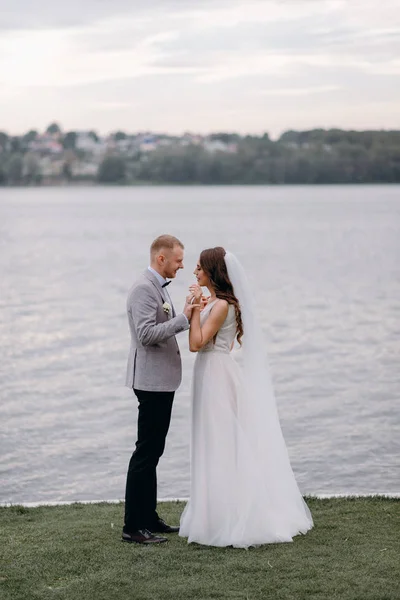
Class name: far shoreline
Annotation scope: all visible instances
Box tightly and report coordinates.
[1,181,400,190]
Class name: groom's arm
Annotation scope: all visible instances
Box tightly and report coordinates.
[131,285,189,346]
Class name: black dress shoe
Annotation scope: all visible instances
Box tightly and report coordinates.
[122,529,167,544]
[149,518,179,534]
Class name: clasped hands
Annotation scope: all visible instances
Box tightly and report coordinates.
[183,284,209,320]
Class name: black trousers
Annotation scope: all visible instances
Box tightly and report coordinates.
[124,389,174,532]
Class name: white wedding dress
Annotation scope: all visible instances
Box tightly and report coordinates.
[179,294,313,548]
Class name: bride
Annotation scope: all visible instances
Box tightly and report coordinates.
[179,247,313,548]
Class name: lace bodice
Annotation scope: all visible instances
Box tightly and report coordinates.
[199,300,237,353]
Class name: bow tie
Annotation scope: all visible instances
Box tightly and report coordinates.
[162,281,171,288]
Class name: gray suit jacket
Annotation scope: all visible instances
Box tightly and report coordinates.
[125,270,189,392]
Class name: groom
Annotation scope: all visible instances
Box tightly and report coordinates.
[123,234,192,544]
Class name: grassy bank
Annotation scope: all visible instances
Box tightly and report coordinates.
[1,497,398,600]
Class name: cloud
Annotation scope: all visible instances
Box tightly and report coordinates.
[90,101,134,111]
[261,85,342,97]
[0,0,399,135]
[0,0,233,30]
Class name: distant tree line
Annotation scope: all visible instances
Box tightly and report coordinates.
[98,130,400,184]
[1,127,400,186]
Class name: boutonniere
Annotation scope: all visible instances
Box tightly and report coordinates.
[163,302,171,314]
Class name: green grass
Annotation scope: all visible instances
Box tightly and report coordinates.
[0,497,398,600]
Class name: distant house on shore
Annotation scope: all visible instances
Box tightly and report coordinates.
[75,132,105,156]
[203,139,238,154]
[29,133,63,155]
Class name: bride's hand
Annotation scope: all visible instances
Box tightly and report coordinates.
[185,293,195,305]
[200,295,209,311]
[189,284,203,302]
[183,294,201,319]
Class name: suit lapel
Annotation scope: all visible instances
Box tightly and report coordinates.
[143,269,174,317]
[143,269,166,301]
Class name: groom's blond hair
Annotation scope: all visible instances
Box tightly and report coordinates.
[150,234,184,257]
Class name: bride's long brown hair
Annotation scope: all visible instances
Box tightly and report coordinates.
[200,247,243,345]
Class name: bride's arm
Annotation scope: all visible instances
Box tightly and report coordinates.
[189,300,229,352]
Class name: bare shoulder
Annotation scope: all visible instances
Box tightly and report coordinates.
[215,299,229,309]
[211,299,229,317]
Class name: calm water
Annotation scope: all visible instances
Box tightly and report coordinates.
[1,185,399,504]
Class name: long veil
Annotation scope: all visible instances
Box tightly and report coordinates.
[224,252,313,541]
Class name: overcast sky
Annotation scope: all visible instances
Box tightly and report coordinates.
[0,0,399,137]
